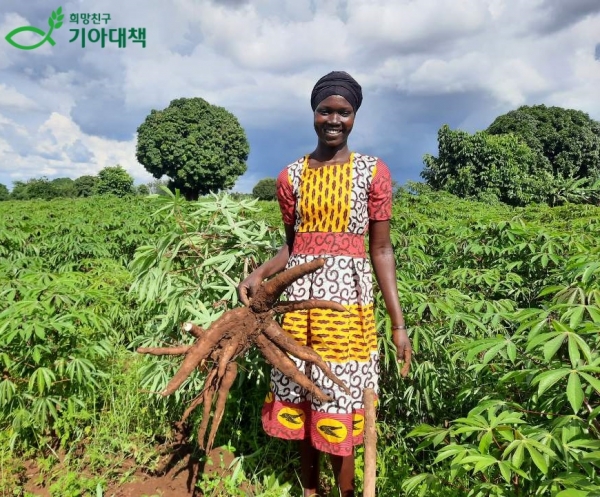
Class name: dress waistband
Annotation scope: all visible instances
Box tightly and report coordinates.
[292,232,367,258]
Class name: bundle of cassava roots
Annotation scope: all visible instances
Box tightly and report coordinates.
[137,258,350,452]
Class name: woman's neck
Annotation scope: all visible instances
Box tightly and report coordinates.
[310,143,351,164]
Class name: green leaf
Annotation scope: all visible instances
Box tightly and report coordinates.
[566,372,584,413]
[402,474,432,494]
[587,305,600,323]
[479,431,493,454]
[568,334,581,367]
[543,333,565,361]
[506,340,517,362]
[534,368,570,396]
[526,446,548,474]
[460,454,498,472]
[512,444,525,468]
[579,372,600,394]
[498,461,512,483]
[568,305,585,329]
[555,490,589,497]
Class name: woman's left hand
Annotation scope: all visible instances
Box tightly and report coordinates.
[392,329,412,377]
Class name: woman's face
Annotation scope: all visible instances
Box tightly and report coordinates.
[313,95,355,147]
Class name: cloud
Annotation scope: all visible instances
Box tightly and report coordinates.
[0,0,599,193]
[64,139,94,162]
[0,111,152,186]
[0,83,38,110]
[536,0,600,33]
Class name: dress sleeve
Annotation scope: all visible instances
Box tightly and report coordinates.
[368,158,393,221]
[276,167,295,225]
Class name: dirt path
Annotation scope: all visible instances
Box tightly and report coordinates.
[22,446,235,497]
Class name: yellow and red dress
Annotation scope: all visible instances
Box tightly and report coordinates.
[261,152,393,456]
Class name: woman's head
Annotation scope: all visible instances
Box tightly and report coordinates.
[310,71,362,112]
[311,71,362,148]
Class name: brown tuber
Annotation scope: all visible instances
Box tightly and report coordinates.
[137,257,350,452]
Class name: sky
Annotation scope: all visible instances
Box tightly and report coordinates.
[1,0,599,193]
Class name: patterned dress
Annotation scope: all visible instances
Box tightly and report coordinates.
[261,152,393,456]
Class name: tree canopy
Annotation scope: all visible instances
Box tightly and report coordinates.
[51,177,77,198]
[422,126,552,206]
[73,175,99,197]
[487,105,600,180]
[252,178,277,201]
[422,105,600,206]
[96,165,134,197]
[136,97,249,200]
[0,183,9,201]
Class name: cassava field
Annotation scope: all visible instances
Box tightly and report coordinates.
[0,188,599,497]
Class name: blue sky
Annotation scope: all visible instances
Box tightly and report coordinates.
[1,0,599,192]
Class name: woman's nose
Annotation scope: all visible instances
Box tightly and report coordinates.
[328,112,341,124]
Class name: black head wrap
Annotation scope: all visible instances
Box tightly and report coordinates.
[310,71,363,112]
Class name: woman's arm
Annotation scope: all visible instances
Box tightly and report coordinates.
[238,224,295,306]
[369,219,412,377]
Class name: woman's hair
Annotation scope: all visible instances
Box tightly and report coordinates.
[310,71,363,112]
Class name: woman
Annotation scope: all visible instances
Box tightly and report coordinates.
[238,71,411,497]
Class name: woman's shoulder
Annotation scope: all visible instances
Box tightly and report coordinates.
[352,152,390,180]
[352,152,387,166]
[278,156,306,178]
[277,156,306,186]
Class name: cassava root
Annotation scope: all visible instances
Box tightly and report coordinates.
[138,258,350,452]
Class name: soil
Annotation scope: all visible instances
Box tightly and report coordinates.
[21,445,236,497]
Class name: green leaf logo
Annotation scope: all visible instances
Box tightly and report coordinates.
[5,7,64,50]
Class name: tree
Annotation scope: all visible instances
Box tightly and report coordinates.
[487,105,600,181]
[10,177,60,200]
[136,184,150,195]
[73,175,99,197]
[96,165,134,197]
[136,97,249,201]
[422,125,553,206]
[0,183,9,201]
[51,177,77,198]
[252,178,277,200]
[10,181,29,200]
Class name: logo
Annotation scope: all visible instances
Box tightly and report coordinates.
[277,407,306,430]
[5,7,64,50]
[316,418,348,443]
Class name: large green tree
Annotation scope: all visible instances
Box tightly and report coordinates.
[0,183,9,201]
[73,175,99,197]
[96,165,134,197]
[487,105,600,180]
[51,177,77,198]
[10,181,29,200]
[422,125,552,206]
[10,177,60,200]
[136,97,249,201]
[252,178,277,201]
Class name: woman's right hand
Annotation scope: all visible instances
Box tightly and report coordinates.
[237,271,264,307]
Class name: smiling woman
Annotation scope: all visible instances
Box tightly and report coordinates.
[238,71,412,497]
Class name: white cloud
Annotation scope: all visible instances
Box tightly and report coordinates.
[0,0,599,190]
[0,111,153,184]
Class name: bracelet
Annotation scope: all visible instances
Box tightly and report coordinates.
[391,325,406,330]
